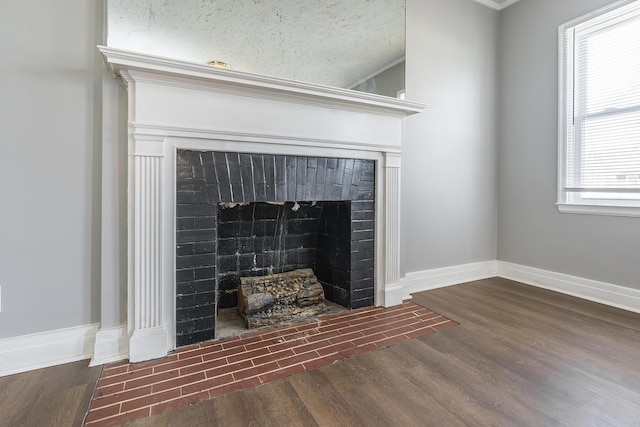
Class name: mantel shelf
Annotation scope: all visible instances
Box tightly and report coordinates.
[98,46,426,117]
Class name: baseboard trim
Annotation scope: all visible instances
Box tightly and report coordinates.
[0,324,99,377]
[403,260,498,295]
[383,282,408,307]
[90,325,129,367]
[497,261,640,314]
[3,260,638,376]
[403,260,640,315]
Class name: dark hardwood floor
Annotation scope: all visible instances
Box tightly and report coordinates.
[122,278,640,427]
[2,277,640,426]
[0,359,101,427]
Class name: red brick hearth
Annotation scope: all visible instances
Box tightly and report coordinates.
[85,302,457,426]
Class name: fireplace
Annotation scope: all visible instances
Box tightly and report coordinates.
[96,46,424,363]
[176,151,375,346]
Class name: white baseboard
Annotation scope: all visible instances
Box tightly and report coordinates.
[383,283,409,307]
[90,325,129,367]
[3,260,637,376]
[402,260,498,295]
[497,261,640,314]
[129,326,169,363]
[0,324,99,377]
[404,259,640,315]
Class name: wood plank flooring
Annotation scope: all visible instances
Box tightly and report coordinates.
[121,278,640,426]
[0,359,101,427]
[2,277,640,426]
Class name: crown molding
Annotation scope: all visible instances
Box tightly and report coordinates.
[472,0,522,11]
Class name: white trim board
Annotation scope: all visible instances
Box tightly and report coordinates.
[403,260,640,315]
[402,261,498,294]
[2,260,639,377]
[497,261,640,314]
[0,324,99,377]
[90,325,129,367]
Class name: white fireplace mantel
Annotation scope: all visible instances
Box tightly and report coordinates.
[98,46,425,363]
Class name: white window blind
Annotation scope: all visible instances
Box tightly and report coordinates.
[560,0,640,211]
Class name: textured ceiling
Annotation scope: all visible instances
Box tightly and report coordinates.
[107,0,405,89]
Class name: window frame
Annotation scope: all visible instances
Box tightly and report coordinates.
[557,0,640,217]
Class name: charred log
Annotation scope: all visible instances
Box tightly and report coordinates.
[238,268,327,328]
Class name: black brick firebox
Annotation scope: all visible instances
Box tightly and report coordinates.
[175,150,375,347]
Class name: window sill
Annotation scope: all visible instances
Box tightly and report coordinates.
[557,203,640,218]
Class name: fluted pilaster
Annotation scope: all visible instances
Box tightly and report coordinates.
[128,135,168,362]
[383,153,404,306]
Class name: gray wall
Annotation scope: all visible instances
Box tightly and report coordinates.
[99,67,128,331]
[498,0,640,289]
[0,0,499,341]
[0,0,103,338]
[402,0,498,274]
[5,0,636,343]
[351,61,405,98]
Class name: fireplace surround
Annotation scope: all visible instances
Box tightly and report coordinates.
[98,46,424,362]
[176,150,376,346]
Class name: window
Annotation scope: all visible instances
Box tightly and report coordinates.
[558,0,640,217]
